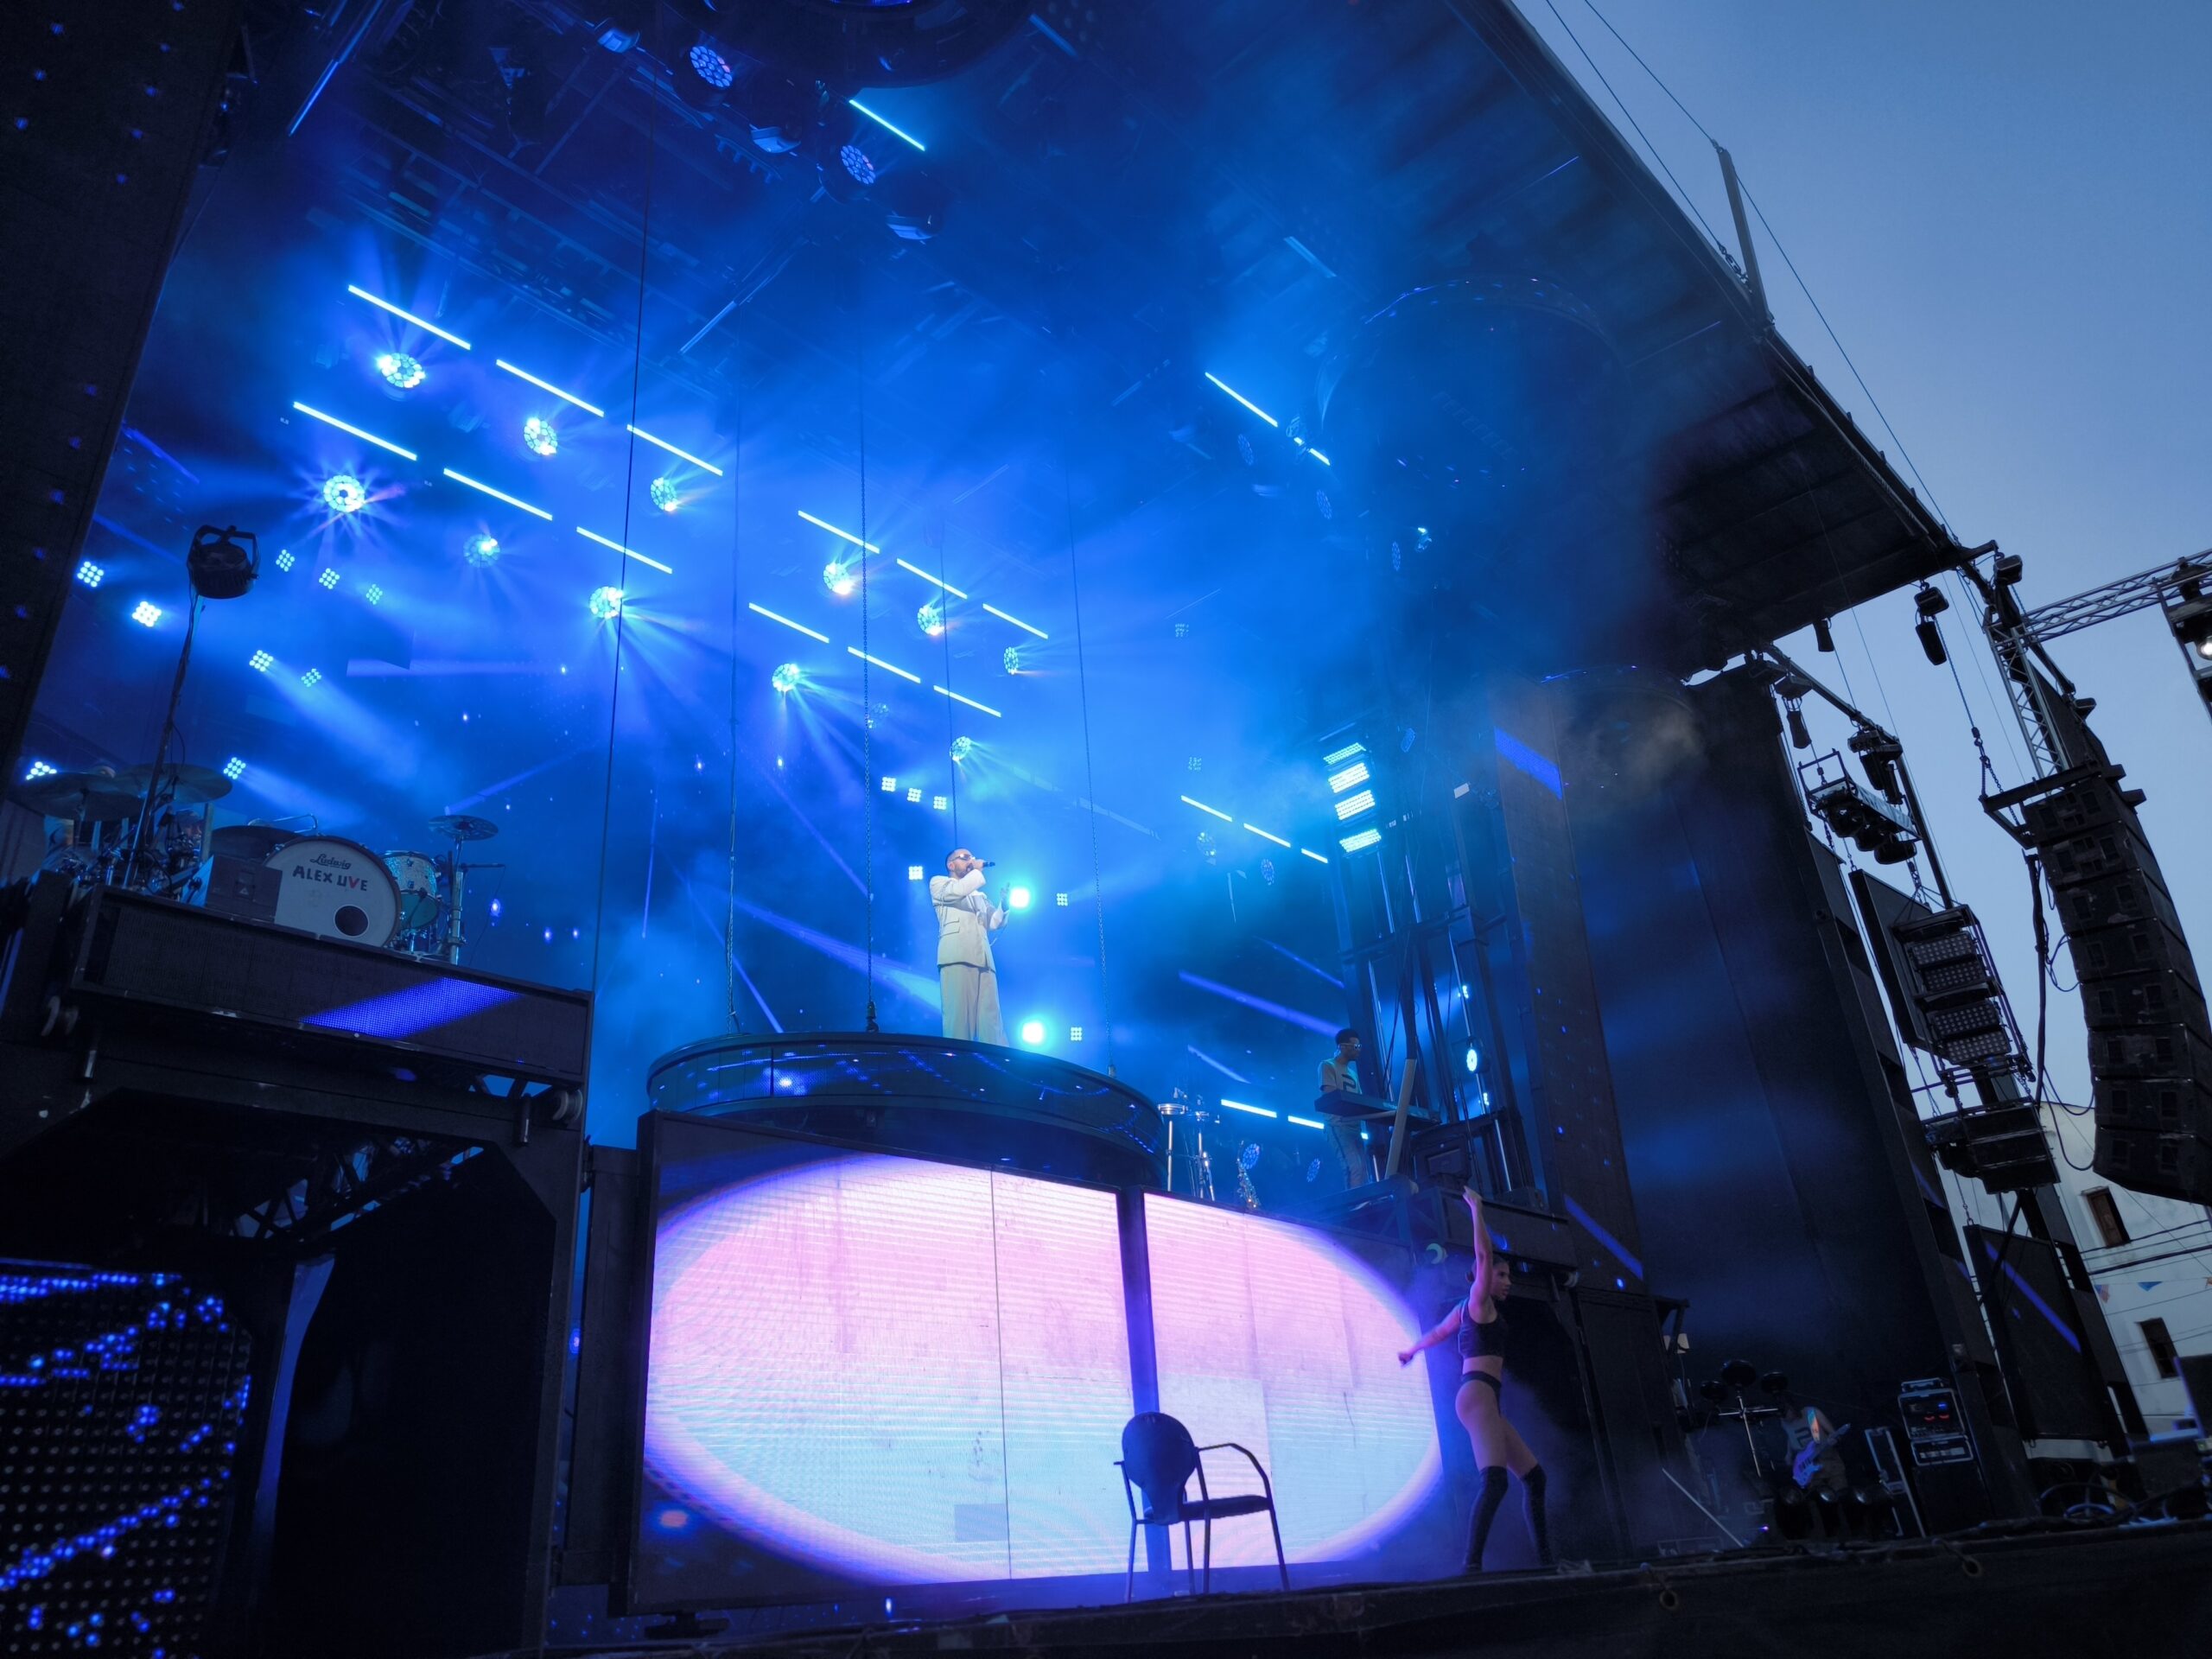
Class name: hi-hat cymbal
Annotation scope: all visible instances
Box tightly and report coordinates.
[429,814,499,842]
[111,762,234,805]
[10,771,137,820]
[208,823,293,861]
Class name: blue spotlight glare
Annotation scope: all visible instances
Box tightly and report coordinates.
[346,284,471,348]
[301,667,322,687]
[797,509,880,552]
[1180,795,1232,822]
[442,467,551,519]
[688,42,735,90]
[1334,789,1377,820]
[24,760,59,781]
[748,602,830,644]
[1219,1098,1281,1119]
[1322,741,1367,766]
[522,416,559,458]
[1007,887,1033,910]
[896,557,968,597]
[130,601,161,626]
[317,567,340,589]
[847,646,920,683]
[650,477,680,513]
[463,532,500,568]
[1328,760,1371,792]
[823,561,857,598]
[918,600,944,637]
[321,473,368,515]
[839,143,880,187]
[296,401,418,460]
[1002,646,1022,673]
[1307,448,1332,467]
[933,685,1000,717]
[577,526,673,574]
[495,359,604,416]
[588,585,624,621]
[626,424,723,476]
[249,650,273,672]
[772,662,802,695]
[1243,822,1291,849]
[222,757,246,781]
[950,735,973,763]
[364,583,384,605]
[849,99,926,152]
[981,602,1048,639]
[1465,1045,1481,1073]
[1339,827,1382,853]
[375,352,426,391]
[275,549,296,571]
[1019,1019,1046,1046]
[75,560,105,588]
[1300,847,1330,864]
[1204,372,1279,428]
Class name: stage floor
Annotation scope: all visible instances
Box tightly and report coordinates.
[518,1518,2210,1658]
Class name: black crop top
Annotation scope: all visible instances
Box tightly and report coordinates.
[1458,1293,1508,1360]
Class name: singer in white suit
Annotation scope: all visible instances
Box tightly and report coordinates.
[930,848,1007,1045]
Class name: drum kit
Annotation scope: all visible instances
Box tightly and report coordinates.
[13,763,503,964]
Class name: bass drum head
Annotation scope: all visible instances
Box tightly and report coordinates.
[266,836,401,945]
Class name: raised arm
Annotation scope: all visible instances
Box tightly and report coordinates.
[1468,1186,1495,1291]
[1397,1300,1463,1366]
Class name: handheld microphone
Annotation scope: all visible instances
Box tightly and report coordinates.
[976,859,996,868]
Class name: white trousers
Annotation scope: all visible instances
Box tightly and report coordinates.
[940,963,1005,1045]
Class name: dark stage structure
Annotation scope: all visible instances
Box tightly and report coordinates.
[2,2,2206,1656]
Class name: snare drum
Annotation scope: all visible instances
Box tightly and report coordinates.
[265,836,401,944]
[384,850,441,931]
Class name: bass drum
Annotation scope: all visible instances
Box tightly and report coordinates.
[266,836,401,945]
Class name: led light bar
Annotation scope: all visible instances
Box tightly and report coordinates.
[897,557,969,598]
[1243,822,1291,849]
[1322,741,1366,766]
[626,425,724,477]
[442,468,551,519]
[849,98,926,152]
[290,402,417,460]
[1204,372,1278,428]
[1299,848,1329,864]
[496,359,604,416]
[1218,1098,1279,1119]
[1287,1115,1325,1130]
[577,526,673,574]
[747,603,830,643]
[1307,448,1332,467]
[1339,827,1382,853]
[982,603,1047,639]
[1328,760,1371,793]
[1333,789,1377,821]
[346,284,472,348]
[848,646,920,683]
[1179,795,1232,823]
[798,509,880,553]
[934,685,1001,717]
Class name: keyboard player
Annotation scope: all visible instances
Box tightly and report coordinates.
[1319,1027,1373,1188]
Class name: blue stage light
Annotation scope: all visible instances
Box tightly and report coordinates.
[346,284,471,349]
[1002,645,1022,673]
[463,532,500,568]
[300,667,322,688]
[1300,847,1329,864]
[651,477,681,513]
[772,662,802,695]
[294,402,416,459]
[1339,826,1382,853]
[823,561,857,598]
[688,42,734,90]
[798,509,879,552]
[222,757,246,781]
[1204,372,1278,428]
[249,650,273,672]
[935,686,1001,718]
[627,424,724,475]
[75,560,104,588]
[588,585,624,621]
[577,526,673,574]
[318,567,340,589]
[839,143,880,186]
[982,602,1047,639]
[847,646,919,683]
[375,352,425,391]
[364,583,384,605]
[1243,822,1291,849]
[849,99,926,152]
[1334,788,1376,820]
[130,601,161,627]
[1019,1019,1046,1046]
[1465,1045,1481,1073]
[1007,887,1033,911]
[523,416,559,458]
[917,599,944,637]
[275,549,296,571]
[1180,795,1232,823]
[896,557,968,598]
[495,359,604,416]
[24,760,59,782]
[1328,760,1371,792]
[442,467,552,519]
[321,473,368,514]
[950,735,972,763]
[1219,1098,1280,1119]
[748,602,830,644]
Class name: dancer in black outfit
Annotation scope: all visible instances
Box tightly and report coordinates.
[1397,1186,1553,1571]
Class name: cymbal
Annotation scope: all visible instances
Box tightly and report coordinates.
[111,762,234,805]
[429,813,499,842]
[10,771,138,820]
[208,823,293,861]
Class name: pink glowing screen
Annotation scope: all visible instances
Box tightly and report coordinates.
[638,1127,1444,1605]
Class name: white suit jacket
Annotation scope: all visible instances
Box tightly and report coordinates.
[929,869,1004,969]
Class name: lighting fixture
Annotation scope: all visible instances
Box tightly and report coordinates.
[321,473,369,514]
[906,788,922,804]
[376,352,426,391]
[318,567,341,589]
[24,760,59,781]
[626,425,723,476]
[1056,893,1069,906]
[748,602,830,643]
[1328,760,1371,793]
[442,467,551,519]
[495,359,603,416]
[932,795,948,811]
[797,510,879,552]
[577,526,672,574]
[130,601,161,626]
[823,561,857,598]
[1007,887,1033,910]
[221,757,246,781]
[896,557,967,597]
[75,560,104,588]
[346,284,471,348]
[1204,372,1278,428]
[1465,1045,1481,1073]
[293,402,417,460]
[1020,1019,1046,1046]
[588,585,624,621]
[1333,789,1376,820]
[771,662,802,695]
[950,735,973,763]
[1243,822,1291,849]
[918,599,944,637]
[881,777,898,792]
[1002,646,1022,674]
[1339,827,1382,853]
[249,650,273,672]
[848,647,919,683]
[364,583,384,605]
[688,42,734,90]
[839,143,879,187]
[981,603,1047,639]
[1287,1115,1325,1130]
[522,416,559,459]
[651,477,680,513]
[301,667,323,687]
[1180,795,1232,822]
[275,550,296,571]
[1219,1098,1279,1119]
[907,865,925,881]
[463,532,500,569]
[849,99,926,152]
[933,685,1000,717]
[1300,848,1329,864]
[1070,1027,1084,1042]
[1322,741,1366,766]
[1307,448,1332,466]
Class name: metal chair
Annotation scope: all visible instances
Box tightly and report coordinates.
[1116,1411,1289,1600]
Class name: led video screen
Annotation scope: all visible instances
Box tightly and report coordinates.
[636,1117,1135,1608]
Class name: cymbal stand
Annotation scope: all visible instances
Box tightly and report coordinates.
[127,594,201,890]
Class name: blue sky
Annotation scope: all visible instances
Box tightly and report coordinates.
[1520,0,2212,1106]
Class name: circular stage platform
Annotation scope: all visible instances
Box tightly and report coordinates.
[645,1032,1167,1188]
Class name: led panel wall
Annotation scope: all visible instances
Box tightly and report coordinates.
[1143,1193,1446,1572]
[636,1118,1134,1608]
